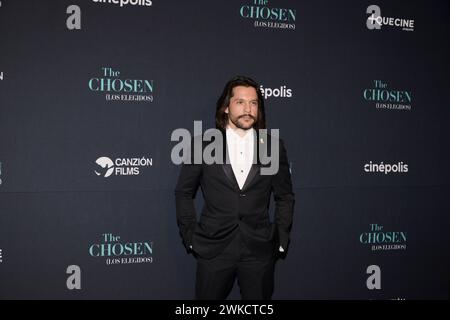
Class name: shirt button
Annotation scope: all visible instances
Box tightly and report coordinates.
[240,194,246,197]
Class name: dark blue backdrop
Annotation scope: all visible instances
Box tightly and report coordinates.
[0,0,449,299]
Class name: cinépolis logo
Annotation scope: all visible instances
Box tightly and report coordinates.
[260,85,293,99]
[364,161,408,175]
[94,156,153,177]
[89,233,153,265]
[360,223,407,252]
[240,0,296,30]
[363,80,412,111]
[88,67,154,102]
[366,5,414,32]
[92,0,152,8]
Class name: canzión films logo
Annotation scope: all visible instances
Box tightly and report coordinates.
[94,156,153,177]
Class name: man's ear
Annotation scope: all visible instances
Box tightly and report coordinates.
[225,107,229,114]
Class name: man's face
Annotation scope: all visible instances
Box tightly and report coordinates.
[225,85,259,130]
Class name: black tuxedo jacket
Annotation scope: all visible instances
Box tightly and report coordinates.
[175,130,295,260]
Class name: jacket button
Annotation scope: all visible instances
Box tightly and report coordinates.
[240,194,246,197]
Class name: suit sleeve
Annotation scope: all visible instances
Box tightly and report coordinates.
[272,139,295,253]
[174,157,202,251]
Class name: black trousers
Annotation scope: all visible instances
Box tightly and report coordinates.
[195,232,276,300]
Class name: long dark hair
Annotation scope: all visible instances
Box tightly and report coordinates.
[215,75,266,132]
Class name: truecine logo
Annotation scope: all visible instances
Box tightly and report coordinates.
[366,5,414,32]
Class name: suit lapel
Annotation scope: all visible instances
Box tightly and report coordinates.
[240,164,259,191]
[241,129,262,191]
[222,163,241,190]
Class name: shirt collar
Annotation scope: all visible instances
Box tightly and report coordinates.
[226,126,255,141]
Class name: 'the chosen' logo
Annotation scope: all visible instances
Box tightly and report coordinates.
[88,67,154,102]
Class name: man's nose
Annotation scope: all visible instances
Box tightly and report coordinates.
[243,102,251,112]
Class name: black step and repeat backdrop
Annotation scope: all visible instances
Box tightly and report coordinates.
[0,0,449,299]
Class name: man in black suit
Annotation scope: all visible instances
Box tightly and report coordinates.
[175,75,295,300]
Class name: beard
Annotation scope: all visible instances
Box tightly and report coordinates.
[230,114,257,130]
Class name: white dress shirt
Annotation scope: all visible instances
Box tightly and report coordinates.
[226,127,254,190]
